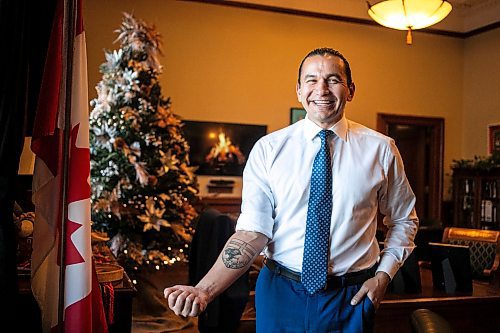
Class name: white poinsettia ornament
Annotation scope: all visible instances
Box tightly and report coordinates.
[138,197,171,232]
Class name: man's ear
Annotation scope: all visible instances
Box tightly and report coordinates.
[296,82,302,102]
[347,82,355,102]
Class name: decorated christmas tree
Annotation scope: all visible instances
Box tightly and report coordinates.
[89,13,199,275]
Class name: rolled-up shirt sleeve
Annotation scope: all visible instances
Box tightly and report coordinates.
[235,139,275,239]
[377,139,419,279]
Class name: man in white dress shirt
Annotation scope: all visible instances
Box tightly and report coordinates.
[164,47,419,332]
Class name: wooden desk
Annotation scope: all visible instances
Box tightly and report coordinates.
[375,267,500,332]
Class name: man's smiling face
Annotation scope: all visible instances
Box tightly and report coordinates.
[296,54,355,129]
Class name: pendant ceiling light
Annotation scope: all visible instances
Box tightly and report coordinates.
[367,0,452,45]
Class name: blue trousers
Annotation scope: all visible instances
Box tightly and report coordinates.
[255,265,375,333]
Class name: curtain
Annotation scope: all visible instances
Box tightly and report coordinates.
[0,0,55,325]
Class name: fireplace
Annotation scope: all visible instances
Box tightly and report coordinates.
[181,120,267,177]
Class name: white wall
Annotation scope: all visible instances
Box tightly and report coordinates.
[463,28,500,159]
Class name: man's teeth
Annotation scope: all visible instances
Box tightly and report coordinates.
[314,101,332,105]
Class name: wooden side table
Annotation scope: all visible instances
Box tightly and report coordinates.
[17,265,136,333]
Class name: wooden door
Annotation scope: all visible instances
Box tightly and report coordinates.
[377,114,444,226]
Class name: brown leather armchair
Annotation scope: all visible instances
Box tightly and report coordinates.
[442,227,500,278]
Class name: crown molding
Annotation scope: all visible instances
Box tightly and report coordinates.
[181,0,500,38]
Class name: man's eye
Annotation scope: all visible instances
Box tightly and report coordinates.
[328,79,340,84]
[306,79,317,84]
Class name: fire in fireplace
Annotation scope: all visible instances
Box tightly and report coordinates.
[181,120,267,176]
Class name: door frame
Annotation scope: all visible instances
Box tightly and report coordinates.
[377,113,444,223]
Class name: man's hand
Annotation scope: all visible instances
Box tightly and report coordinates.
[164,285,211,317]
[350,271,391,310]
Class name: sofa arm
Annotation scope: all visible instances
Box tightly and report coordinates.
[410,309,453,333]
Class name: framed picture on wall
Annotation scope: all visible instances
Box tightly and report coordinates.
[290,107,306,124]
[488,123,500,154]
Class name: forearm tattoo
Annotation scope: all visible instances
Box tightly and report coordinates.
[221,238,257,269]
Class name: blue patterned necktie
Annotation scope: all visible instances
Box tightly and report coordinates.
[301,129,333,294]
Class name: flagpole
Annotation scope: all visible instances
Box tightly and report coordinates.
[58,0,77,330]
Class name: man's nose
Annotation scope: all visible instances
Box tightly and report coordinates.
[316,80,329,93]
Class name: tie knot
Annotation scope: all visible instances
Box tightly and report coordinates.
[318,130,333,142]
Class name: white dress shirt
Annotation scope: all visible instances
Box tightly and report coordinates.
[235,115,419,279]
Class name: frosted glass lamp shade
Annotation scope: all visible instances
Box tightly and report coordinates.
[368,0,452,30]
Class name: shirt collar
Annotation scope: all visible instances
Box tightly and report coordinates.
[303,113,348,142]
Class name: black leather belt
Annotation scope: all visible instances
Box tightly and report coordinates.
[264,258,376,289]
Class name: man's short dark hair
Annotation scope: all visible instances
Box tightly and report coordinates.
[297,48,352,86]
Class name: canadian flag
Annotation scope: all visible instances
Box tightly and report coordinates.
[30,0,108,332]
